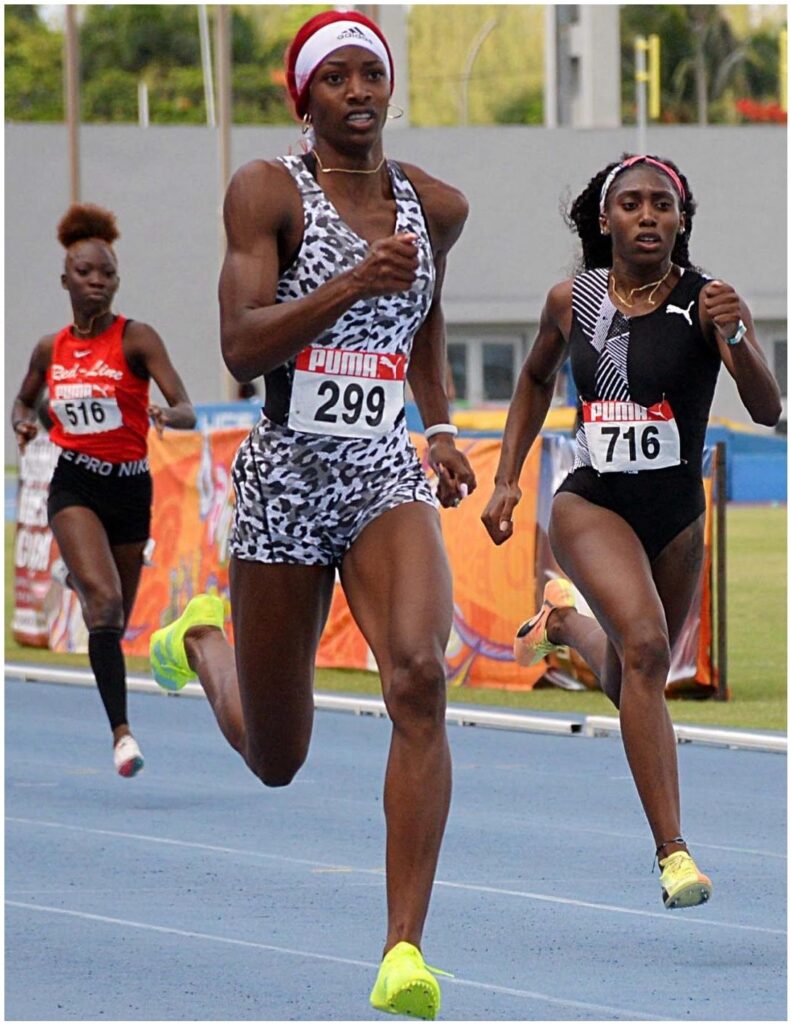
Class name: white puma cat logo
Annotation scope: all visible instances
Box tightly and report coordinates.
[666,301,694,326]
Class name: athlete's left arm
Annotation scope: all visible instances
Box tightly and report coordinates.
[124,321,197,434]
[405,169,476,507]
[700,280,782,427]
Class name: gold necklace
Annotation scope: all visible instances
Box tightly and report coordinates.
[72,310,112,337]
[609,265,674,308]
[312,149,385,175]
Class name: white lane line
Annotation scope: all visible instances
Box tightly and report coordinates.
[5,900,662,1020]
[8,816,785,936]
[434,880,785,935]
[6,815,368,872]
[552,823,787,860]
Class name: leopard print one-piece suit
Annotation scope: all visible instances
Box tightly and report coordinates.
[229,153,438,567]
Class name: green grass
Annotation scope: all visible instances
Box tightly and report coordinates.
[5,507,786,731]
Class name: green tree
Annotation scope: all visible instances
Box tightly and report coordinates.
[5,7,63,122]
[408,5,544,126]
[621,4,785,124]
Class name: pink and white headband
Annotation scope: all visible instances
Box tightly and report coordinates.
[294,20,392,97]
[599,156,685,214]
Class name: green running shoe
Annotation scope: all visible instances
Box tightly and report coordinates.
[659,850,713,909]
[370,941,447,1020]
[149,594,224,692]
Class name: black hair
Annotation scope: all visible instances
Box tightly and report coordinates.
[565,154,697,271]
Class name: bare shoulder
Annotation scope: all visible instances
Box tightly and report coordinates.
[543,278,574,335]
[546,278,574,313]
[32,333,57,367]
[224,158,301,241]
[396,161,469,249]
[122,320,166,368]
[123,319,161,345]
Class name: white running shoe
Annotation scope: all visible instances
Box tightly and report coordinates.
[113,734,144,778]
[51,558,70,587]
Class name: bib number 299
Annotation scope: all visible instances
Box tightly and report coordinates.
[314,380,386,429]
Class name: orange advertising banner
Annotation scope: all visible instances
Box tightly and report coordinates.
[20,428,715,694]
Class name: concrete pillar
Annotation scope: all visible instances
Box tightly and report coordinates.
[546,5,621,128]
[353,4,410,127]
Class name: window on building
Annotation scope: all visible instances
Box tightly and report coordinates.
[447,342,468,402]
[773,339,787,434]
[773,339,786,396]
[482,342,516,400]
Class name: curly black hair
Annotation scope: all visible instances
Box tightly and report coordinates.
[565,154,697,271]
[57,203,119,249]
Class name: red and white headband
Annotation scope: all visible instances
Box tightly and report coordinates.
[287,13,394,118]
[599,155,685,215]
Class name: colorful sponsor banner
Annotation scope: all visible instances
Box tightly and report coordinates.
[16,428,716,693]
[11,436,61,646]
[535,436,716,695]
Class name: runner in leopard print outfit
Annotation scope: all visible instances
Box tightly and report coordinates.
[150,11,474,1019]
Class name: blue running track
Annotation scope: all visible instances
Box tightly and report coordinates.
[5,675,786,1021]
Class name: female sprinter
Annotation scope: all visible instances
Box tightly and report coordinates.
[482,155,781,910]
[12,203,196,778]
[149,11,474,1020]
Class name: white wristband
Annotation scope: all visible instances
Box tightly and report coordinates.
[424,422,458,440]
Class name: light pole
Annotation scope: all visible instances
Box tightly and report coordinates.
[64,5,80,203]
[460,18,497,126]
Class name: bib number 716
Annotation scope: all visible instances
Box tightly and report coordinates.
[583,399,680,473]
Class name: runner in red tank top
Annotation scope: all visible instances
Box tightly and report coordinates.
[11,203,196,778]
[47,313,150,462]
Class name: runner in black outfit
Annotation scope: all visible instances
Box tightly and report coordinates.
[482,154,781,909]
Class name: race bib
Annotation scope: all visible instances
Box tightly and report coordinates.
[50,387,122,436]
[288,346,406,438]
[583,399,680,473]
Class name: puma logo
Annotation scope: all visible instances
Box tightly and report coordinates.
[666,301,694,326]
[379,355,401,379]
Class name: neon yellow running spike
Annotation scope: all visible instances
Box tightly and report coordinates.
[149,594,224,692]
[659,850,713,909]
[370,942,449,1021]
[514,577,576,667]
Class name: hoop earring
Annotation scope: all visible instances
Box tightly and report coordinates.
[387,103,404,120]
[301,113,312,135]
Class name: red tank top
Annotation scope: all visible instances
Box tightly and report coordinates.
[47,315,150,462]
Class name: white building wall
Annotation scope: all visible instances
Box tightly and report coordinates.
[5,123,786,461]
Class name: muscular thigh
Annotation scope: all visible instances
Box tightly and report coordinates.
[340,502,452,686]
[50,506,120,599]
[549,492,667,652]
[229,558,335,731]
[650,512,705,646]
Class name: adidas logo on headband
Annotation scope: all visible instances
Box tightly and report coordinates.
[338,26,373,42]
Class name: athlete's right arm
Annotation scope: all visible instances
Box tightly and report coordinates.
[11,336,53,453]
[481,281,572,545]
[219,160,421,381]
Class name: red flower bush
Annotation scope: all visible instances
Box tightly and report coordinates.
[735,98,787,123]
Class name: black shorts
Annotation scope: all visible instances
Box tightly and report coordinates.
[555,465,706,562]
[47,450,152,546]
